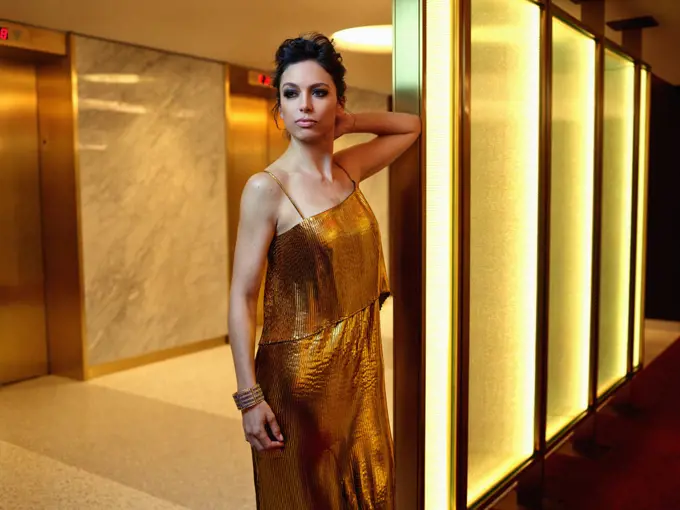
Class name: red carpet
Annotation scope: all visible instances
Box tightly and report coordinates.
[544,337,680,510]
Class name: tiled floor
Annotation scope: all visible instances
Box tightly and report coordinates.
[1,312,676,510]
[0,301,394,510]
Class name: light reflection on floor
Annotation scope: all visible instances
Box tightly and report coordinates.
[492,319,680,510]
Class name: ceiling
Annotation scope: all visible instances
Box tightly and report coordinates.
[554,0,680,84]
[608,0,680,84]
[1,0,678,92]
[0,0,394,94]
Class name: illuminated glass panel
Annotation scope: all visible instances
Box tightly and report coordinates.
[546,19,596,440]
[467,0,540,503]
[633,68,650,369]
[424,0,455,507]
[598,50,635,395]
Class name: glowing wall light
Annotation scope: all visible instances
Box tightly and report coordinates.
[424,0,455,507]
[598,49,636,395]
[633,68,651,369]
[546,18,596,440]
[467,0,540,504]
[331,26,393,54]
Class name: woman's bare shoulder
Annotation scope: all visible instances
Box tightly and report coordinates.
[241,171,283,221]
[260,162,295,186]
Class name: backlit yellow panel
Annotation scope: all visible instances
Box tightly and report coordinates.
[467,0,540,504]
[546,19,596,440]
[633,68,650,369]
[424,0,455,507]
[598,50,636,395]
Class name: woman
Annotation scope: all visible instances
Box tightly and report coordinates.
[228,33,421,509]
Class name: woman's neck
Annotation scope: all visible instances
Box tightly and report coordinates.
[284,136,337,182]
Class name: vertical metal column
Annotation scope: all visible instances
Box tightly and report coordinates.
[455,0,471,504]
[627,67,642,378]
[392,0,426,508]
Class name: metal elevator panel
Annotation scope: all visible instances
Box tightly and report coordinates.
[0,57,49,384]
[227,95,287,326]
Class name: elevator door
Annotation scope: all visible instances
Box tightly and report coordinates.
[0,58,49,385]
[227,95,288,325]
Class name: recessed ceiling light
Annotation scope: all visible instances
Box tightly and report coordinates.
[332,25,392,54]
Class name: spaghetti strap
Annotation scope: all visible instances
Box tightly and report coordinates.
[263,170,305,219]
[335,161,356,188]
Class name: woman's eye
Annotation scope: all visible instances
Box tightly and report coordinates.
[313,89,329,97]
[283,90,298,98]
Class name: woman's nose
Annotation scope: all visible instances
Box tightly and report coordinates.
[299,94,312,112]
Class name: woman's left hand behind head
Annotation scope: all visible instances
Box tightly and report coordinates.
[334,106,355,139]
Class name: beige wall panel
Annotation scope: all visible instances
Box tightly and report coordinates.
[73,36,228,366]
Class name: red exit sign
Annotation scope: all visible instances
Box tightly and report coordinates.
[257,74,272,87]
[247,70,273,89]
[0,27,8,41]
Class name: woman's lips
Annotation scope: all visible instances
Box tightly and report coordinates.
[295,119,317,128]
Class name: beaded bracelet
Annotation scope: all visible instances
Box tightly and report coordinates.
[233,383,264,411]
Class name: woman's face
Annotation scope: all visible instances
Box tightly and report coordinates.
[279,60,341,141]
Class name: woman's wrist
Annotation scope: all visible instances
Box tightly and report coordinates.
[348,112,357,134]
[335,111,356,139]
[233,383,264,411]
[237,379,256,391]
[235,361,256,391]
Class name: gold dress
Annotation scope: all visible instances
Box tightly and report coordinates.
[253,170,394,509]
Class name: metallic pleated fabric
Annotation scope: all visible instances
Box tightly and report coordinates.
[253,180,394,509]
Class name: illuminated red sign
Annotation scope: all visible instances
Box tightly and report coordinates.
[247,70,274,89]
[0,27,8,41]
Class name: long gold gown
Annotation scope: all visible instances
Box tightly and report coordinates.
[252,170,394,509]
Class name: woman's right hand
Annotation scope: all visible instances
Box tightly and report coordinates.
[243,400,285,452]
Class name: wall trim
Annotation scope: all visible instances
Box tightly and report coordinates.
[86,336,227,379]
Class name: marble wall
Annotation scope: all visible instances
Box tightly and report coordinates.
[335,87,391,272]
[74,36,228,366]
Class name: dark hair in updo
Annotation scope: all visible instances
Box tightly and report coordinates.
[271,32,347,120]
